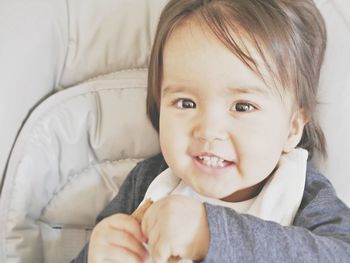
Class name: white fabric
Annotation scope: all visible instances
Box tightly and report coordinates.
[59,0,168,87]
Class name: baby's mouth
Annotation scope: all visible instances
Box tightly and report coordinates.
[196,155,233,168]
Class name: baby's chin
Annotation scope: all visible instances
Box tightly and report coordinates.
[191,182,235,199]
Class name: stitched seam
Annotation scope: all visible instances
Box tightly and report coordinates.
[72,68,148,87]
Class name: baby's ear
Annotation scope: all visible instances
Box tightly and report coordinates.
[283,109,308,153]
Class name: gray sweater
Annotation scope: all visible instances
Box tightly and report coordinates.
[72,154,350,262]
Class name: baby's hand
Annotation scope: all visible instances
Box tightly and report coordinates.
[88,214,148,263]
[141,195,209,263]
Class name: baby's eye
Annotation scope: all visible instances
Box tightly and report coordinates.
[175,99,196,109]
[232,102,255,112]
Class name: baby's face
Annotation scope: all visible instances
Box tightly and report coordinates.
[159,20,304,202]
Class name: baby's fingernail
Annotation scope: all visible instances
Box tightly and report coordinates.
[143,235,148,243]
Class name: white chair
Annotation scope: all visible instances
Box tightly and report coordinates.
[0,0,349,262]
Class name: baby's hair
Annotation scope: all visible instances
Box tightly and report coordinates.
[147,0,327,158]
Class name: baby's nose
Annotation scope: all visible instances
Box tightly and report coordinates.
[192,113,229,142]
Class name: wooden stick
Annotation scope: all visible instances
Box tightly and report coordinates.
[131,199,181,263]
[131,199,154,223]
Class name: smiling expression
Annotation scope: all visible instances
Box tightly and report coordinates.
[159,19,306,202]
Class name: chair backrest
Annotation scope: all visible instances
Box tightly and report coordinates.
[1,70,161,262]
[0,0,166,181]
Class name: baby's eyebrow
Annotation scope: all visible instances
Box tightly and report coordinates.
[225,85,271,96]
[161,85,196,97]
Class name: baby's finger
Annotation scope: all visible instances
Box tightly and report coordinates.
[146,228,172,263]
[150,237,173,263]
[141,207,158,241]
[107,229,148,260]
[108,214,146,243]
[104,245,147,263]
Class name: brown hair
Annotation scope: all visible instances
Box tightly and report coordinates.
[147,0,327,158]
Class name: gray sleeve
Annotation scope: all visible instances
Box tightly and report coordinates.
[70,154,167,263]
[201,169,350,263]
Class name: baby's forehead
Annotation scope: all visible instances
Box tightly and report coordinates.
[164,18,293,98]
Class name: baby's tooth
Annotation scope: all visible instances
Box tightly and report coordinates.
[198,155,225,167]
[203,156,210,162]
